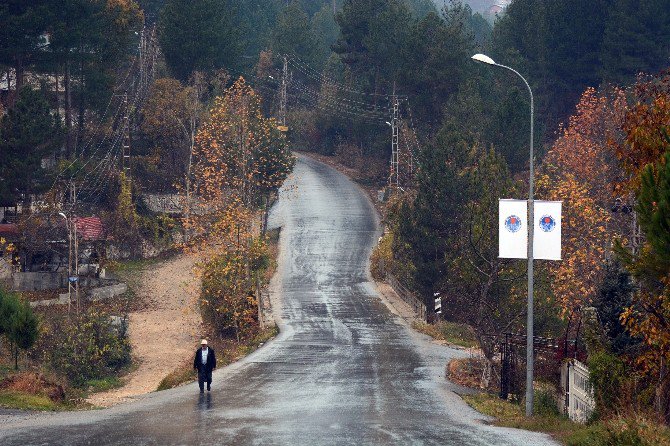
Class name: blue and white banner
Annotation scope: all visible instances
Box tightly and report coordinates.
[499,199,528,259]
[533,201,562,260]
[499,199,562,260]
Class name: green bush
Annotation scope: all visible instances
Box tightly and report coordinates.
[38,310,131,387]
[0,288,20,336]
[534,388,561,417]
[567,421,646,446]
[588,351,627,417]
[0,288,39,369]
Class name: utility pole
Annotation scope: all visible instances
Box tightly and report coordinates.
[256,271,264,330]
[66,217,72,314]
[74,220,79,313]
[60,212,79,315]
[279,56,289,127]
[122,92,131,176]
[389,82,400,190]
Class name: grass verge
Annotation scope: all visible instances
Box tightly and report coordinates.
[412,320,479,348]
[156,325,279,391]
[0,390,62,411]
[464,392,670,446]
[86,376,123,393]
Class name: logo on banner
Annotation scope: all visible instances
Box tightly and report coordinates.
[504,215,522,233]
[539,215,556,233]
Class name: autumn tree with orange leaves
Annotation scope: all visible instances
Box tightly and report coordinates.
[538,87,628,321]
[613,71,670,419]
[186,77,294,338]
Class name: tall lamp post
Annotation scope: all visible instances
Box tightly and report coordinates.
[471,53,536,416]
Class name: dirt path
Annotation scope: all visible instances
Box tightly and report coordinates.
[87,254,202,407]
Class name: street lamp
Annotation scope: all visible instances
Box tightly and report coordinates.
[471,53,536,416]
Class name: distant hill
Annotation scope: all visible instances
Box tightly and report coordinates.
[431,0,509,14]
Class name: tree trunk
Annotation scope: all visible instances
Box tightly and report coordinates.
[55,68,61,129]
[64,60,73,159]
[14,57,24,91]
[77,54,86,154]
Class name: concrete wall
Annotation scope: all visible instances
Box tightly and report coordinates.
[89,283,127,301]
[12,272,108,291]
[13,271,67,291]
[30,283,128,307]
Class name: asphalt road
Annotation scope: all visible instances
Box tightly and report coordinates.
[0,155,556,445]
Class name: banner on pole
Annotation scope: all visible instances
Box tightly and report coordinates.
[499,199,528,259]
[533,201,562,260]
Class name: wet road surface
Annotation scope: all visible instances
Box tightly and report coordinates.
[0,155,555,445]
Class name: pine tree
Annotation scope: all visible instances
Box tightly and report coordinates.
[272,1,319,67]
[158,0,242,81]
[0,87,62,204]
[7,299,39,370]
[601,0,670,84]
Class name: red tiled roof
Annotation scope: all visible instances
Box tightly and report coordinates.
[73,216,105,241]
[0,223,18,236]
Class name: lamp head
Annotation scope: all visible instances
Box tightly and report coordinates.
[471,53,496,66]
[58,212,67,219]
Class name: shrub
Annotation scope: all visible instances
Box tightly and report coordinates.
[370,233,393,280]
[588,351,628,417]
[37,310,131,387]
[0,287,20,337]
[200,239,268,340]
[0,288,39,369]
[7,300,39,369]
[534,388,561,417]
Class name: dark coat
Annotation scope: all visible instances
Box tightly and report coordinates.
[193,347,217,373]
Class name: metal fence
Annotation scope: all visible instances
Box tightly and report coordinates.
[386,273,427,321]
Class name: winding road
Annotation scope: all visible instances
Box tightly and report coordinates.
[0,155,555,445]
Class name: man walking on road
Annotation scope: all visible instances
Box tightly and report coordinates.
[193,339,216,393]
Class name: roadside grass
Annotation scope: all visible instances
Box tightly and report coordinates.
[464,392,670,446]
[156,325,279,391]
[0,390,61,411]
[412,320,479,348]
[86,376,123,393]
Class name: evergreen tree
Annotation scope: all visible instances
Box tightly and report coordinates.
[492,0,613,129]
[333,0,412,93]
[0,287,19,338]
[159,0,242,81]
[272,1,320,67]
[601,0,670,84]
[7,298,39,370]
[594,262,639,355]
[406,0,437,18]
[311,4,340,67]
[0,1,48,90]
[399,3,477,130]
[0,87,62,204]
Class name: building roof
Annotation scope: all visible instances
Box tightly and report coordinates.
[73,216,105,241]
[0,223,18,237]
